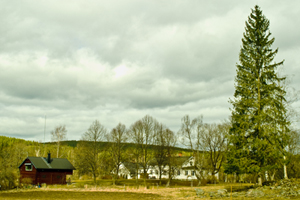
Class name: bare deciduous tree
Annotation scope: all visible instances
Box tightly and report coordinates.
[108,123,128,185]
[51,125,67,158]
[153,122,168,183]
[179,115,206,183]
[128,115,156,186]
[80,120,107,183]
[198,122,229,177]
[164,128,177,186]
[128,120,144,187]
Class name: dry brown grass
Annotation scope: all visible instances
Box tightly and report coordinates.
[0,183,299,200]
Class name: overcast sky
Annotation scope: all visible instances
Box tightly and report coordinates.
[0,0,299,142]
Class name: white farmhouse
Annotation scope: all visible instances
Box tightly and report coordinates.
[117,156,200,180]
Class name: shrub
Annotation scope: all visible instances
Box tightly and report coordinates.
[101,175,112,179]
[200,179,207,186]
[0,169,19,190]
[206,175,218,184]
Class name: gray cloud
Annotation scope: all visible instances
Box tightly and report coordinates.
[0,0,299,141]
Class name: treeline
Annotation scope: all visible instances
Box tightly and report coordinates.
[1,113,299,190]
[0,114,228,188]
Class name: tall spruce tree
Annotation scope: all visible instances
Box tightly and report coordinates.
[225,5,290,181]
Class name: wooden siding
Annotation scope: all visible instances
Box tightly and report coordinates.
[19,159,73,185]
[19,159,38,184]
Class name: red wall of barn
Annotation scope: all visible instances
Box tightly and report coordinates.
[19,159,38,184]
[36,171,69,185]
[19,159,73,185]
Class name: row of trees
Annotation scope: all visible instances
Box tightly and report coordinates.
[52,112,298,186]
[72,115,229,186]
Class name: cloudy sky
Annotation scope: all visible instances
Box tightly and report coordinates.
[1,0,299,142]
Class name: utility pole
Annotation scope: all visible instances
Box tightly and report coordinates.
[44,115,47,144]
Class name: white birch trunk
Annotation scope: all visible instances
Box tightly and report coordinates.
[283,155,288,179]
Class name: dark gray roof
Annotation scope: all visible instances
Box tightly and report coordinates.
[173,156,192,166]
[122,162,141,174]
[19,157,75,170]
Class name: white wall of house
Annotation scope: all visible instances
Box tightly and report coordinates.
[118,163,135,179]
[175,168,197,180]
[116,156,218,181]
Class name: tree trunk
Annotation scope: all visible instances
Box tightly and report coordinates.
[283,155,288,179]
[159,166,162,185]
[93,172,97,184]
[257,173,262,186]
[136,166,139,189]
[270,171,275,181]
[112,176,116,185]
[143,171,147,187]
[57,142,60,158]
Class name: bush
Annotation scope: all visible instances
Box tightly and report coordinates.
[0,170,19,190]
[21,177,33,185]
[262,181,276,186]
[79,175,90,180]
[206,175,218,184]
[200,179,207,186]
[101,175,112,179]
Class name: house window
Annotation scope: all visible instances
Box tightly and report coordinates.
[190,161,193,166]
[150,170,153,174]
[177,170,180,175]
[185,171,189,175]
[155,170,158,175]
[25,163,32,171]
[192,171,195,176]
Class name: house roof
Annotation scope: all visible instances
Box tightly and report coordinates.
[19,157,75,170]
[173,156,193,166]
[122,162,142,174]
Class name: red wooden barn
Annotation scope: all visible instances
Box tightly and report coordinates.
[19,153,75,185]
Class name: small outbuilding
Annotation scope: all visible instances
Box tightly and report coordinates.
[18,153,75,185]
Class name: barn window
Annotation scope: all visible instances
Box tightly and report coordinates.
[57,176,61,179]
[42,175,46,178]
[25,163,32,171]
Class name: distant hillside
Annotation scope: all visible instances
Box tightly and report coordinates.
[52,140,193,154]
[0,135,39,146]
[0,136,193,155]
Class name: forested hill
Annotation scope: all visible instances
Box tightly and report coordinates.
[54,140,193,154]
[0,135,39,146]
[0,136,193,155]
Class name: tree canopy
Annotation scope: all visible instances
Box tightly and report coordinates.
[226,5,290,177]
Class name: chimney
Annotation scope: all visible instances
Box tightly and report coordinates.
[47,152,51,163]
